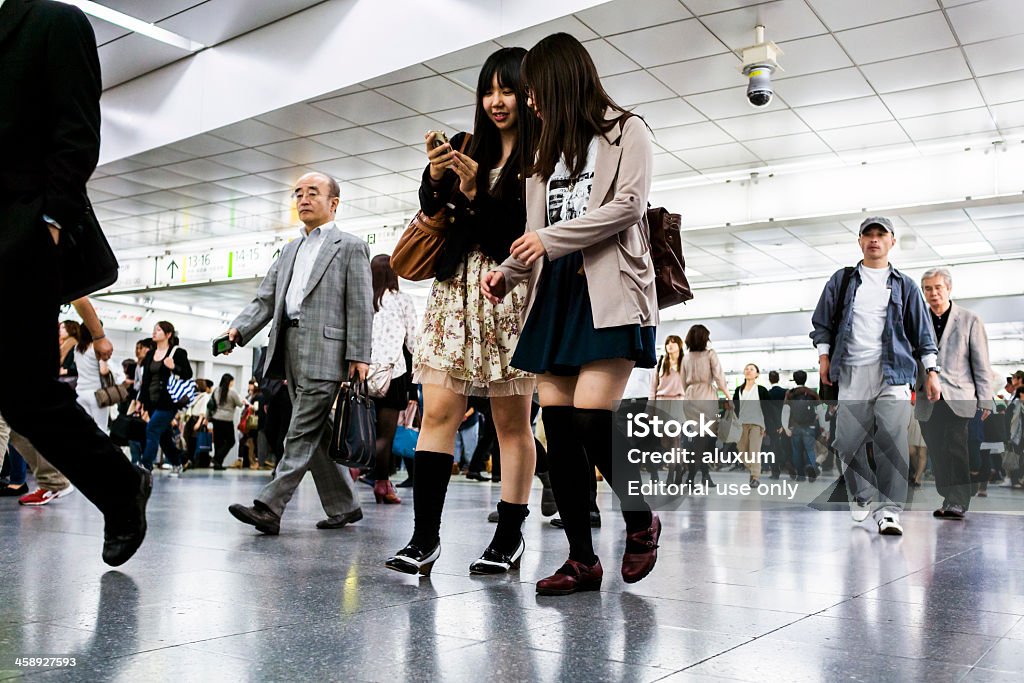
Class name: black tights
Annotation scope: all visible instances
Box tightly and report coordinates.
[373,406,399,481]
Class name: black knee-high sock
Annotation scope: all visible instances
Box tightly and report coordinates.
[411,450,454,548]
[573,407,653,533]
[542,406,597,565]
[491,500,529,555]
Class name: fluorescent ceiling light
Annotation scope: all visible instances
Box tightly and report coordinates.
[59,0,205,52]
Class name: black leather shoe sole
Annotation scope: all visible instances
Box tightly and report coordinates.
[102,466,153,567]
[316,508,364,529]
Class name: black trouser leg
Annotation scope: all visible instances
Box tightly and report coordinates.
[467,415,495,475]
[373,406,399,481]
[921,400,971,508]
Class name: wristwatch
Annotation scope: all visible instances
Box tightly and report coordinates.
[926,366,941,375]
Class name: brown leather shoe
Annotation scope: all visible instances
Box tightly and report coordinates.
[621,514,661,584]
[536,558,603,596]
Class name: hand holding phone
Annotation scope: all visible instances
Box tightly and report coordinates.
[212,333,235,356]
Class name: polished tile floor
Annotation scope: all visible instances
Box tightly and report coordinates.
[1,468,1023,682]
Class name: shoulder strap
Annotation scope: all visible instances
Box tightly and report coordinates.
[828,267,856,350]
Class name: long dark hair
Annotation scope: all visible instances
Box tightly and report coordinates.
[523,32,627,179]
[76,325,95,354]
[61,320,81,342]
[466,47,535,199]
[659,335,684,377]
[218,373,233,404]
[371,254,399,312]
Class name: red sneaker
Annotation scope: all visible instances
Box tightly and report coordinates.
[19,485,75,506]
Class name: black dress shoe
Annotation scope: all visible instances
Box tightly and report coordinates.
[102,466,153,567]
[0,484,29,496]
[465,472,491,482]
[396,478,414,488]
[316,508,363,529]
[470,537,525,575]
[385,541,440,576]
[943,504,966,520]
[550,512,601,529]
[933,504,949,518]
[228,501,281,535]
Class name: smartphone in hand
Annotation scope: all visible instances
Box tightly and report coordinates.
[429,130,449,150]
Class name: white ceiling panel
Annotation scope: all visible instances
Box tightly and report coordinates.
[700,0,828,51]
[97,32,190,89]
[900,108,998,141]
[715,109,811,141]
[653,153,693,176]
[860,48,973,94]
[367,116,451,147]
[682,0,767,15]
[126,147,194,167]
[359,147,429,174]
[650,53,743,97]
[773,68,875,108]
[794,96,894,130]
[95,159,147,176]
[313,91,417,125]
[816,121,911,150]
[977,71,1024,106]
[772,35,853,79]
[654,121,735,151]
[966,203,1024,219]
[351,174,421,196]
[209,149,295,174]
[606,20,725,68]
[633,98,708,129]
[210,120,296,147]
[165,159,244,182]
[429,106,478,133]
[424,42,503,74]
[835,12,957,64]
[311,128,404,155]
[495,15,598,48]
[174,183,248,203]
[576,0,692,35]
[602,71,677,106]
[945,0,1023,44]
[377,77,473,114]
[990,101,1024,128]
[216,175,293,195]
[157,0,325,47]
[316,156,391,181]
[256,139,347,165]
[446,67,479,91]
[256,104,355,137]
[806,0,940,31]
[89,176,161,197]
[583,39,643,77]
[167,134,245,158]
[87,15,130,46]
[743,132,832,160]
[676,143,760,170]
[362,65,436,90]
[881,80,986,119]
[119,168,198,190]
[686,87,786,120]
[962,34,1024,77]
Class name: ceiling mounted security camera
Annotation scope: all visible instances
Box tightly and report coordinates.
[739,25,783,109]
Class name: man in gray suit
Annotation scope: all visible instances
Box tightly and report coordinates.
[225,172,373,534]
[916,267,995,520]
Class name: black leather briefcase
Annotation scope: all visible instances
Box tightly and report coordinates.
[58,196,119,302]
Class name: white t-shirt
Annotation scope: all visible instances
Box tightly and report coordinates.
[546,138,598,226]
[845,264,890,366]
[739,385,765,429]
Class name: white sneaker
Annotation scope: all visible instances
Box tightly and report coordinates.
[877,513,904,536]
[169,465,182,477]
[850,500,871,523]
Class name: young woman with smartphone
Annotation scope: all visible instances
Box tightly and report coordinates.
[385,47,538,577]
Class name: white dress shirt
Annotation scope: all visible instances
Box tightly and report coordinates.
[285,222,331,319]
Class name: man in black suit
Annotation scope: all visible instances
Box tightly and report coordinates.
[764,370,790,479]
[0,0,150,565]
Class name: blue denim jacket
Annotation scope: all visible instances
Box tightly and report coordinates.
[810,263,937,386]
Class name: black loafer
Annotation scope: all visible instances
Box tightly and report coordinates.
[228,502,281,535]
[102,466,153,566]
[470,538,525,575]
[316,508,363,529]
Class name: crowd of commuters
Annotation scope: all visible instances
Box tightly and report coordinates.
[2,3,1022,595]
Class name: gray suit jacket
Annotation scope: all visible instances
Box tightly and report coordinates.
[231,224,373,382]
[916,302,996,420]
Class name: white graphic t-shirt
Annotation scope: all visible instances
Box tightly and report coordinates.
[546,137,598,226]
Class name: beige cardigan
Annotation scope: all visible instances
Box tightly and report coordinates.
[495,111,658,329]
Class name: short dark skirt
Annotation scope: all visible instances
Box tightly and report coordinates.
[511,251,656,377]
[374,372,411,411]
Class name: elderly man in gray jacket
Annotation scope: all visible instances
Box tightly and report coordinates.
[916,267,995,520]
[225,172,373,535]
